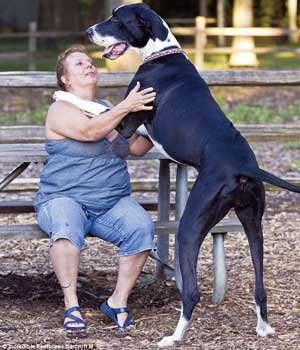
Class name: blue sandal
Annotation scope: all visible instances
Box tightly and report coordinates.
[64,306,86,331]
[100,300,133,329]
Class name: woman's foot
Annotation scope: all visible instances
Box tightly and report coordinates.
[107,298,129,327]
[100,299,132,329]
[64,306,86,331]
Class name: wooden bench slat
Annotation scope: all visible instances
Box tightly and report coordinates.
[2,70,300,87]
[2,125,300,143]
[0,144,167,162]
[0,219,242,240]
[0,199,176,213]
[2,176,300,193]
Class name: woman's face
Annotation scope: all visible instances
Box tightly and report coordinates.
[63,52,97,90]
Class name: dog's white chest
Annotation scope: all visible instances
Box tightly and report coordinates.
[137,125,181,163]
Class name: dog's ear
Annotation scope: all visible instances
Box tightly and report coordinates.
[137,5,168,41]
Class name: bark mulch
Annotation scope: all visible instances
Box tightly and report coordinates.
[0,190,300,349]
[1,87,300,349]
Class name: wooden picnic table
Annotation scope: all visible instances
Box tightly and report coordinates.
[0,138,243,303]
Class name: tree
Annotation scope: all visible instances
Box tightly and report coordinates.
[287,0,299,43]
[259,0,274,27]
[217,0,226,46]
[105,0,143,17]
[229,0,258,67]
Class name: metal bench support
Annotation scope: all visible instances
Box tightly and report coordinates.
[0,162,30,191]
[155,160,170,278]
[212,232,227,303]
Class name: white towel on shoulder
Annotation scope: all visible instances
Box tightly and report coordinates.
[53,90,110,117]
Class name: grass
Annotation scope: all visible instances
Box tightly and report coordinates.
[213,92,300,124]
[284,141,300,150]
[0,38,105,71]
[192,43,300,70]
[6,93,299,126]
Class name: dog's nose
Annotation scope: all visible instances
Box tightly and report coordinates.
[86,27,93,38]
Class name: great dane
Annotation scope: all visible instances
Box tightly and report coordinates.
[86,3,300,347]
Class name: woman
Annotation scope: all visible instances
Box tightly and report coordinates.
[34,45,156,332]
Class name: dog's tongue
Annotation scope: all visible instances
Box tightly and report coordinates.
[103,43,127,59]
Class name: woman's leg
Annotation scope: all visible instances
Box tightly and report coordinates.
[90,196,155,327]
[108,250,150,326]
[50,239,84,327]
[36,197,89,329]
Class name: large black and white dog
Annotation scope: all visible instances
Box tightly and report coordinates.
[87,3,300,347]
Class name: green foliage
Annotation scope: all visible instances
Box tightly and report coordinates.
[259,0,275,27]
[15,104,48,125]
[284,142,300,150]
[283,159,300,170]
[79,0,96,17]
[214,92,300,124]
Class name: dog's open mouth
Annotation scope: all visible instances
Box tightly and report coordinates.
[102,42,129,60]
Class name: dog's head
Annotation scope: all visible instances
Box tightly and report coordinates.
[86,3,168,60]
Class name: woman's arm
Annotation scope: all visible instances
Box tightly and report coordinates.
[128,134,153,156]
[46,82,155,142]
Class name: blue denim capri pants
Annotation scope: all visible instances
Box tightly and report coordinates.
[36,196,155,256]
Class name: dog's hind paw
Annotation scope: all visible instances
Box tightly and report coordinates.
[158,336,179,347]
[256,323,275,337]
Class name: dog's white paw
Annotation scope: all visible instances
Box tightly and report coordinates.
[158,336,178,348]
[256,323,275,337]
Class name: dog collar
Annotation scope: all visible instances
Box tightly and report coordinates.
[143,48,184,63]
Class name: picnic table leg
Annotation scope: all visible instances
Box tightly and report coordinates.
[175,164,188,293]
[212,232,227,303]
[0,162,30,191]
[155,159,170,279]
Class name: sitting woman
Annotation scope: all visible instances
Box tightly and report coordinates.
[34,45,156,332]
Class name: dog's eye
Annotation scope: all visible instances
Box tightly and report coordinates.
[111,15,121,24]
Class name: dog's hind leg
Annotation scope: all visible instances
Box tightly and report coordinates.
[158,174,234,347]
[235,180,275,337]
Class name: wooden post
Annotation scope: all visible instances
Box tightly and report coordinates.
[217,0,226,46]
[28,21,37,71]
[174,164,188,293]
[155,160,170,279]
[195,16,206,70]
[287,0,299,43]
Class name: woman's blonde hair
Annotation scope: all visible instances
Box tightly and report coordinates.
[56,45,90,91]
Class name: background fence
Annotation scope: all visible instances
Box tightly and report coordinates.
[2,18,300,70]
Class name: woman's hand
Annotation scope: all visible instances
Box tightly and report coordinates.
[122,81,156,112]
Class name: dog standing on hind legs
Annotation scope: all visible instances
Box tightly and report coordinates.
[86,3,300,346]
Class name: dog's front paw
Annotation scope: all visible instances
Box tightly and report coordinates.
[158,335,178,347]
[256,323,275,337]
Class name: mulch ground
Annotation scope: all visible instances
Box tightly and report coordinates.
[1,87,300,349]
[1,180,300,349]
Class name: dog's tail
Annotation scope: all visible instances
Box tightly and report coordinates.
[243,167,300,193]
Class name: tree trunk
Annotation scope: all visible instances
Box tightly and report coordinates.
[229,0,258,67]
[217,0,226,46]
[104,0,143,72]
[105,0,143,17]
[199,0,207,17]
[287,0,299,43]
